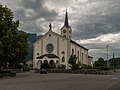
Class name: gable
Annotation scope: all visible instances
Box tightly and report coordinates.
[33,30,69,45]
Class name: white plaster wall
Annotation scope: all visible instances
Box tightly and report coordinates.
[59,38,68,67]
[70,42,89,65]
[33,39,42,69]
[42,32,58,55]
[81,48,88,65]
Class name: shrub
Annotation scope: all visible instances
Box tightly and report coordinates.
[59,64,66,69]
[81,64,93,69]
[96,66,110,70]
[0,74,3,78]
[0,70,16,78]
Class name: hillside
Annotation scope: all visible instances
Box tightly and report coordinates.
[27,33,42,60]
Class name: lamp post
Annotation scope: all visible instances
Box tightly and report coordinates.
[106,45,109,67]
[113,53,116,72]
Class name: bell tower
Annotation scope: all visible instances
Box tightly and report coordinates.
[61,9,72,39]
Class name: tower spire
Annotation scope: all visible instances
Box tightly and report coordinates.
[49,23,52,31]
[64,9,69,27]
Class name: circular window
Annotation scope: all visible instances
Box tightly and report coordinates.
[46,43,54,53]
[49,34,51,36]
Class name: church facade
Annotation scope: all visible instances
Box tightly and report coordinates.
[33,10,92,69]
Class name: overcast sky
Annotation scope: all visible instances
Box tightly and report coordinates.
[0,0,120,61]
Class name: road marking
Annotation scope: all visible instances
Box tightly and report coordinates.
[113,77,119,80]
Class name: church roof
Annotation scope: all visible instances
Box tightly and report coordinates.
[36,54,59,59]
[70,40,88,51]
[88,56,93,58]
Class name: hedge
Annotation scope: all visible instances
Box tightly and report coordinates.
[0,70,16,78]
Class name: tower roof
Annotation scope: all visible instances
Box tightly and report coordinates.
[64,9,69,27]
[49,23,52,31]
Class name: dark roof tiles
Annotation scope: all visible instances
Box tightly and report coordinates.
[36,54,59,59]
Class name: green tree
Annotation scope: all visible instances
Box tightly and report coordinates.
[93,58,107,69]
[109,57,120,68]
[68,54,79,70]
[8,31,28,69]
[0,4,28,70]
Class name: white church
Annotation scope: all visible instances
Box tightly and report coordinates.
[33,10,93,69]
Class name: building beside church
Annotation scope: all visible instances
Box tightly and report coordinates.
[33,10,92,69]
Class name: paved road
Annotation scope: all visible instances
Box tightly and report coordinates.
[0,71,120,90]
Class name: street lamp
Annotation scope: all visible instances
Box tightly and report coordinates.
[106,45,109,67]
[113,53,116,72]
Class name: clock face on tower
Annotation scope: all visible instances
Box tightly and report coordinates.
[63,29,66,33]
[46,43,54,53]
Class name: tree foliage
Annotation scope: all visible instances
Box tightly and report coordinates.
[93,58,107,68]
[109,57,120,68]
[68,54,79,70]
[0,4,28,70]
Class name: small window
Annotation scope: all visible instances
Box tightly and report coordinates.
[64,35,66,37]
[62,56,65,62]
[49,34,51,36]
[61,51,65,54]
[37,53,39,55]
[38,60,42,63]
[56,60,59,63]
[72,49,74,55]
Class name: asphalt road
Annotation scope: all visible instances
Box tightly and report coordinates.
[0,71,120,90]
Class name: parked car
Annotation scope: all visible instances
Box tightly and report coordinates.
[40,68,47,74]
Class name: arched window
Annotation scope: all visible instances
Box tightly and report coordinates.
[72,49,74,55]
[61,51,65,54]
[82,53,83,63]
[64,35,66,37]
[44,60,48,64]
[78,51,79,61]
[56,60,59,63]
[49,60,54,65]
[62,56,65,62]
[37,53,39,55]
[38,60,42,64]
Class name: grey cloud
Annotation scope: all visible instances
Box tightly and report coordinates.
[14,8,26,20]
[21,0,44,9]
[20,20,44,34]
[71,0,120,40]
[13,0,58,33]
[21,0,58,21]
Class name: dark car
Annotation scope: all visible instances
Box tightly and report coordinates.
[40,68,47,74]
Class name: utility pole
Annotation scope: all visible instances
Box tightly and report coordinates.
[106,45,109,67]
[113,53,116,72]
